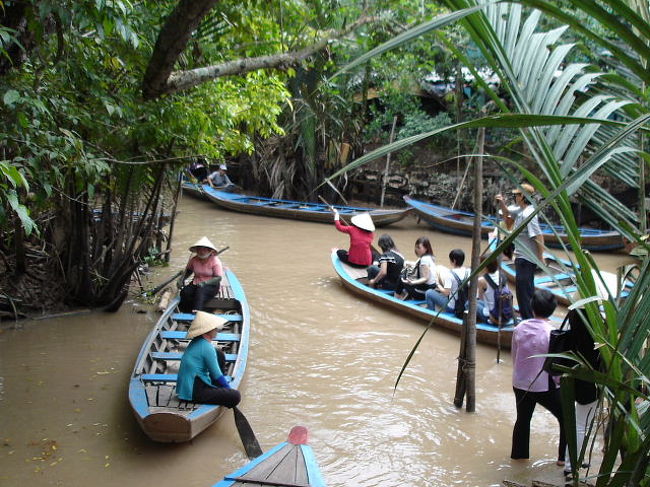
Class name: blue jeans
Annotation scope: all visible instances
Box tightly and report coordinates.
[425,288,450,312]
[515,258,536,320]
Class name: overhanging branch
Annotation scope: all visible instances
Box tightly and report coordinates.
[143,8,378,99]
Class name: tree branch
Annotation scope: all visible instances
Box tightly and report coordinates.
[143,6,378,99]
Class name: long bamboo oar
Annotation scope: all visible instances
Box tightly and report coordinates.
[233,406,263,459]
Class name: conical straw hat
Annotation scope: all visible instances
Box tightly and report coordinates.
[189,236,218,253]
[186,311,226,339]
[350,212,375,232]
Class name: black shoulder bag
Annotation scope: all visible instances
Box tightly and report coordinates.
[542,314,574,376]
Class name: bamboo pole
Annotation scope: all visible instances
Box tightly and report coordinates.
[453,126,485,412]
[380,116,398,208]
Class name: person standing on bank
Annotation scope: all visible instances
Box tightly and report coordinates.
[177,311,241,408]
[496,183,545,320]
[511,289,566,465]
[366,234,404,290]
[179,237,224,313]
[333,210,376,267]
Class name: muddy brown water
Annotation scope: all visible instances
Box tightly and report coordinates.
[0,195,634,487]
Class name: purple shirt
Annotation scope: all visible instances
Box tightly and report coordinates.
[511,318,554,392]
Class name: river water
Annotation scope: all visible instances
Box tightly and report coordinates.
[0,195,634,487]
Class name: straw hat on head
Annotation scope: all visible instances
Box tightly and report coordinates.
[189,236,218,253]
[511,183,535,195]
[187,311,227,339]
[351,212,375,232]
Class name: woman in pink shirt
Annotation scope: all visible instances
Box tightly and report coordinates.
[511,288,566,465]
[333,210,375,267]
[179,236,224,313]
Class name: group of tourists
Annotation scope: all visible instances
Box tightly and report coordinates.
[333,207,512,325]
[332,183,601,479]
[188,158,236,190]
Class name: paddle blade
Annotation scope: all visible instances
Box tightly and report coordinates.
[233,407,263,459]
[288,426,309,445]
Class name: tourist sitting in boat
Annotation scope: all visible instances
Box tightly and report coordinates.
[207,163,235,190]
[333,210,376,268]
[179,236,224,313]
[366,234,404,290]
[477,254,511,323]
[425,248,469,312]
[188,157,208,182]
[394,236,438,300]
[177,311,241,408]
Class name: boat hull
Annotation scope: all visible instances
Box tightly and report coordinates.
[405,196,623,251]
[183,182,411,227]
[129,269,250,443]
[331,251,514,348]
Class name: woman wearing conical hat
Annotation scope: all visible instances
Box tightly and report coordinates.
[177,311,241,407]
[179,236,224,313]
[332,210,376,268]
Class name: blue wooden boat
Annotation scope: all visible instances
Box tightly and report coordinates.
[182,182,412,227]
[331,250,515,348]
[129,268,250,442]
[500,253,633,306]
[212,426,326,487]
[404,195,624,251]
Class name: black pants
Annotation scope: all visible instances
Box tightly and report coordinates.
[394,280,436,300]
[179,283,219,313]
[515,258,536,320]
[366,265,398,290]
[192,377,241,408]
[511,387,566,461]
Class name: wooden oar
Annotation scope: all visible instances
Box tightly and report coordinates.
[141,270,183,297]
[233,406,263,459]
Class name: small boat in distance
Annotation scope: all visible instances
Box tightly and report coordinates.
[404,195,624,252]
[128,268,250,442]
[182,181,412,227]
[331,250,515,348]
[212,426,326,487]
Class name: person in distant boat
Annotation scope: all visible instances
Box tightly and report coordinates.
[366,234,404,290]
[179,236,224,313]
[510,289,566,466]
[207,164,235,190]
[333,210,376,267]
[189,157,208,182]
[394,236,438,300]
[425,248,468,313]
[177,311,241,408]
[496,183,545,320]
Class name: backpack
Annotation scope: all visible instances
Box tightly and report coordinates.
[485,272,514,325]
[451,270,470,319]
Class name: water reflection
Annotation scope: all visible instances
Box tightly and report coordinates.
[0,195,628,486]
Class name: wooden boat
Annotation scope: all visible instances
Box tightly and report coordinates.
[213,426,326,487]
[182,182,412,227]
[404,195,624,251]
[330,250,515,348]
[500,253,633,306]
[129,269,250,442]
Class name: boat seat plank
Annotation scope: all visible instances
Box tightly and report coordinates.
[151,351,237,362]
[536,273,572,284]
[160,331,241,341]
[141,374,232,382]
[171,313,242,323]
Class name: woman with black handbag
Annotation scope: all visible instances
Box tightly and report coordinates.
[510,289,566,466]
